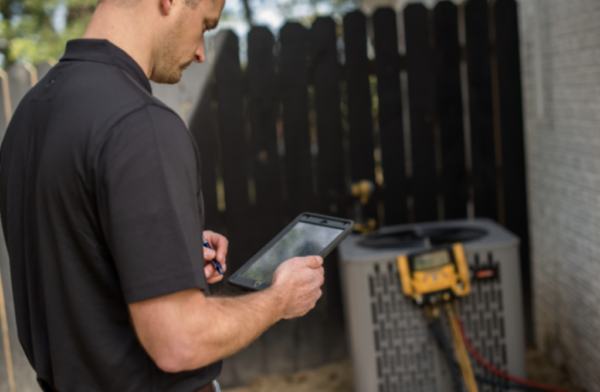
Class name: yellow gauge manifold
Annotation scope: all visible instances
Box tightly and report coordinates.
[397,243,471,305]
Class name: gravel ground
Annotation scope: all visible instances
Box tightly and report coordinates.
[223,350,584,392]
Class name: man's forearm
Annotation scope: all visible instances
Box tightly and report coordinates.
[130,256,324,373]
[195,289,284,364]
[130,287,284,373]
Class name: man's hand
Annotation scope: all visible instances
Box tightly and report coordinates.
[203,231,228,283]
[270,256,325,319]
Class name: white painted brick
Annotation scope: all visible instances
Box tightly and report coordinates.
[520,1,600,389]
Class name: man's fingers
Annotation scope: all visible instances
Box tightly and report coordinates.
[204,259,226,279]
[215,237,228,263]
[207,274,223,284]
[204,231,229,263]
[305,256,323,269]
[316,266,325,277]
[204,250,216,262]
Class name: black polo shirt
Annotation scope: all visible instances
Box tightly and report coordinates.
[0,39,221,391]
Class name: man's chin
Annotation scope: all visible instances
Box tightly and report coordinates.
[149,70,183,85]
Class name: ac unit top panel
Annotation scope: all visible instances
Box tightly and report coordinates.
[339,219,519,264]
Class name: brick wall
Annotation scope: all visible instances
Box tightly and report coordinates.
[519,0,600,390]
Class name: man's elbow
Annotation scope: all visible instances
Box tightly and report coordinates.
[150,337,212,373]
[153,353,190,373]
[129,289,215,372]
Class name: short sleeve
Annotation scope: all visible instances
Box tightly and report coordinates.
[96,105,208,303]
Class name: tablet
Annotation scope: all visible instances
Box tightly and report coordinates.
[228,213,354,291]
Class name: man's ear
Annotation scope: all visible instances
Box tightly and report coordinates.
[159,0,175,15]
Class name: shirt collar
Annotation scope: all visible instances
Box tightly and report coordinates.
[61,39,152,94]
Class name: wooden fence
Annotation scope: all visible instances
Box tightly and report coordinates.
[0,61,54,392]
[0,0,529,389]
[191,0,530,386]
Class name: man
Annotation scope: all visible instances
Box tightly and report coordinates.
[0,0,325,391]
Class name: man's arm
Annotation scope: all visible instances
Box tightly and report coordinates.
[129,255,324,373]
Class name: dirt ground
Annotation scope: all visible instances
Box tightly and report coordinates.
[222,361,353,392]
[223,350,584,392]
[526,350,585,392]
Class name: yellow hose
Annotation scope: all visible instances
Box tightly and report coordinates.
[445,302,478,392]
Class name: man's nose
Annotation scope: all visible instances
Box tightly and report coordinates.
[195,46,205,63]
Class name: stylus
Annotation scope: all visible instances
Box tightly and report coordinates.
[202,235,224,275]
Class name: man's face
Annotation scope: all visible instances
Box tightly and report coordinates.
[151,0,225,84]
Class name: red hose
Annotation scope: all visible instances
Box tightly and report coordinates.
[454,316,571,392]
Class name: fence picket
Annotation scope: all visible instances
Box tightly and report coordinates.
[36,62,54,82]
[494,0,532,342]
[373,8,408,225]
[246,26,294,375]
[213,30,260,385]
[7,65,34,115]
[280,21,320,371]
[2,64,39,392]
[434,1,467,220]
[404,4,438,222]
[310,16,348,363]
[343,10,378,224]
[280,22,314,219]
[465,0,497,219]
[311,17,346,218]
[0,226,12,392]
[188,79,221,234]
[248,26,284,237]
[0,71,11,141]
[214,30,253,270]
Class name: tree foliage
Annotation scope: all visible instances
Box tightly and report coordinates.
[0,0,96,66]
[0,0,360,66]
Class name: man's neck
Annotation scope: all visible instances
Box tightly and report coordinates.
[83,2,158,78]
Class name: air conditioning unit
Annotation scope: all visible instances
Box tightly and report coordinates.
[338,219,526,392]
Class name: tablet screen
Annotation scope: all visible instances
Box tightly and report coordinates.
[240,222,343,283]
